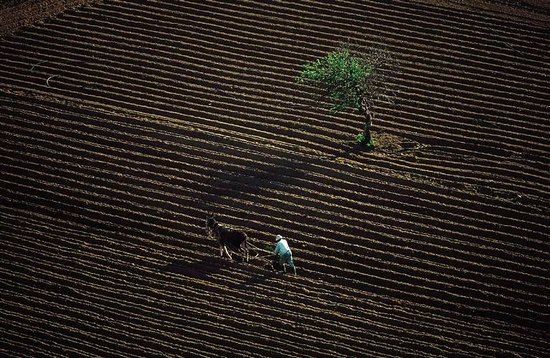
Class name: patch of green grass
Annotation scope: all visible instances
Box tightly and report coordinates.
[356,133,375,149]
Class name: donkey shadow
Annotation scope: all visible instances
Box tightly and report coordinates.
[163,256,238,279]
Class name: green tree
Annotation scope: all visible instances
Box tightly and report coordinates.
[297,44,395,149]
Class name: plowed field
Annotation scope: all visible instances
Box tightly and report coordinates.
[1,0,548,356]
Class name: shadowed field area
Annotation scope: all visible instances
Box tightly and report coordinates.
[0,0,548,356]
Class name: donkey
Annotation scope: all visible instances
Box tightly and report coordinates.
[206,215,249,262]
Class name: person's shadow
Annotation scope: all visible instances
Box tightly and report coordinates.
[163,257,287,290]
[163,256,237,279]
[236,262,276,289]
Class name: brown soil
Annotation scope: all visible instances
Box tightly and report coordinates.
[0,0,548,356]
[0,0,99,36]
[416,0,550,27]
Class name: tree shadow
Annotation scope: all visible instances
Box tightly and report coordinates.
[331,141,364,159]
[195,153,316,231]
[202,154,308,200]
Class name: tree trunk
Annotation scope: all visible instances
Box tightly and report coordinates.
[362,105,374,145]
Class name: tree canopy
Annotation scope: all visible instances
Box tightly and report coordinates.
[297,44,395,147]
[297,48,373,112]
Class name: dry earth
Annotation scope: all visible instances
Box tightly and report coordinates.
[1,0,549,356]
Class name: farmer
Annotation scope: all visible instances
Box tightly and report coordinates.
[273,234,296,275]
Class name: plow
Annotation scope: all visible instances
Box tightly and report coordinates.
[222,239,272,263]
[247,241,273,262]
[205,215,289,272]
[226,240,290,273]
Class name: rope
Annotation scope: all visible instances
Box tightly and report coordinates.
[247,241,271,254]
[246,240,273,263]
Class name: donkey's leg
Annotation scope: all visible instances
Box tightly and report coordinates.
[244,240,249,262]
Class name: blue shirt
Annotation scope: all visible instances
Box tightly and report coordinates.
[274,239,291,256]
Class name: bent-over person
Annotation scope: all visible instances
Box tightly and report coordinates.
[273,234,296,275]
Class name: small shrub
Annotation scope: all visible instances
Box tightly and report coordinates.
[356,132,374,149]
[296,43,396,149]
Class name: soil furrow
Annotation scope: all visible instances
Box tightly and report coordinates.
[3,37,548,163]
[2,45,548,155]
[1,0,548,356]
[0,243,398,357]
[3,111,548,252]
[3,207,548,350]
[0,225,532,356]
[1,178,547,332]
[115,0,549,79]
[2,148,546,308]
[2,127,548,285]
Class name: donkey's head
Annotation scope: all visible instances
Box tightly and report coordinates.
[205,214,218,236]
